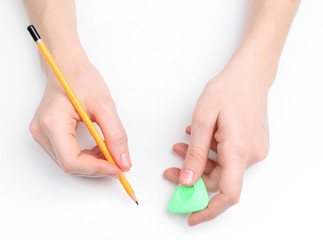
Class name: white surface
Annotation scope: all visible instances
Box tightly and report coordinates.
[0,1,322,239]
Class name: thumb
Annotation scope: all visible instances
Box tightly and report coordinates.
[180,107,216,186]
[94,100,131,171]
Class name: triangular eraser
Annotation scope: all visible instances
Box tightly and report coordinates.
[168,177,209,213]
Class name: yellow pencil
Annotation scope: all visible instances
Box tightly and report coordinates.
[27,25,138,205]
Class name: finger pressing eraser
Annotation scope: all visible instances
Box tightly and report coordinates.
[168,177,209,213]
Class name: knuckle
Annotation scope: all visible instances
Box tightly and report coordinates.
[255,145,269,162]
[227,192,241,205]
[192,111,214,128]
[39,111,55,132]
[253,134,269,163]
[224,139,250,160]
[99,95,115,109]
[60,161,76,175]
[187,145,207,161]
[29,120,41,139]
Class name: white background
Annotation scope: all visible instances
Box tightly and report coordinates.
[0,1,322,239]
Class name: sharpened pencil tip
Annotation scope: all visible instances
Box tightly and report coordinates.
[129,193,138,205]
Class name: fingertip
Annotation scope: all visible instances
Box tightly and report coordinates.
[185,126,191,135]
[173,142,188,150]
[162,169,168,178]
[188,220,198,227]
[172,143,188,158]
[172,143,181,151]
[163,167,180,175]
[188,214,200,227]
[118,152,132,171]
[163,167,180,184]
[172,144,179,154]
[172,144,177,151]
[179,169,195,186]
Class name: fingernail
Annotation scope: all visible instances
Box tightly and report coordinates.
[121,152,132,169]
[180,169,194,185]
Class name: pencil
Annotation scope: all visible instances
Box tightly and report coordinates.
[27,25,138,205]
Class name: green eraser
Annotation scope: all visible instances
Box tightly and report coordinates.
[168,177,209,213]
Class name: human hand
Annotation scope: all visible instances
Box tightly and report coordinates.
[164,52,272,226]
[29,51,131,178]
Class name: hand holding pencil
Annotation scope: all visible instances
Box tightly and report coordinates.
[27,25,137,204]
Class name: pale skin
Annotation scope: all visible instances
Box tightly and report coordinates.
[24,0,300,226]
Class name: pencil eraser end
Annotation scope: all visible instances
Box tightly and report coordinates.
[168,177,209,213]
[27,25,41,42]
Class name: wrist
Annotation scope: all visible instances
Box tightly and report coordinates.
[40,41,90,78]
[224,44,279,91]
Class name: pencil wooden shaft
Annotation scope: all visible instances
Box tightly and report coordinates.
[36,40,134,197]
